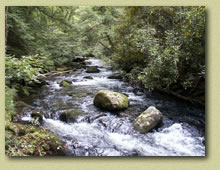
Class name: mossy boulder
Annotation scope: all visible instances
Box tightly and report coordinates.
[59,80,72,87]
[133,106,163,133]
[86,66,100,73]
[31,110,44,124]
[94,90,129,111]
[59,109,84,123]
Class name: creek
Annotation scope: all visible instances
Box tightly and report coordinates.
[21,58,205,156]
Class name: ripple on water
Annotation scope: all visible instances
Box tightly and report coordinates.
[44,118,205,156]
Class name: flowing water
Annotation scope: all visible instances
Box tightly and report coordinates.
[21,58,205,156]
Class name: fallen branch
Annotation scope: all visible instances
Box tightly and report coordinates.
[39,70,74,78]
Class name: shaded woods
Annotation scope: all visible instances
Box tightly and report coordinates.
[5,6,205,156]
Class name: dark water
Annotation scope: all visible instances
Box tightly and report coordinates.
[21,58,205,156]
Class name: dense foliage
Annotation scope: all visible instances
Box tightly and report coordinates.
[5,6,205,156]
[109,7,205,94]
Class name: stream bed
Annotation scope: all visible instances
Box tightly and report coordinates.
[20,58,205,156]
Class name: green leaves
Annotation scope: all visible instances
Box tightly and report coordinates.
[5,55,41,85]
[107,6,205,92]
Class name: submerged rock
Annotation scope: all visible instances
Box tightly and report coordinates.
[94,90,129,111]
[60,109,84,123]
[133,106,163,133]
[83,76,93,79]
[60,80,72,87]
[86,66,100,73]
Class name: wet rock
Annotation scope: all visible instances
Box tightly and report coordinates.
[72,78,78,82]
[56,66,69,71]
[71,62,86,69]
[60,109,84,123]
[108,73,123,80]
[86,66,100,73]
[60,80,72,87]
[94,90,129,111]
[84,61,92,65]
[83,76,93,79]
[133,106,163,133]
[29,79,47,88]
[31,110,44,124]
[72,56,86,62]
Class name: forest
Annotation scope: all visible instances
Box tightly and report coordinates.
[5,6,205,156]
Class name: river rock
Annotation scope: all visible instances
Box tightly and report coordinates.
[56,66,69,71]
[60,80,72,87]
[31,110,44,124]
[60,109,84,123]
[83,76,93,79]
[94,90,129,111]
[133,106,163,133]
[108,73,123,80]
[86,66,100,73]
[72,56,86,62]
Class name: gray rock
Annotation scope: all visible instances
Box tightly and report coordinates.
[94,90,129,111]
[133,106,163,133]
[83,76,93,79]
[59,109,84,123]
[86,66,100,73]
[60,80,72,87]
[108,73,123,79]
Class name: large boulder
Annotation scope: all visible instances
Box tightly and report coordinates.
[133,106,163,133]
[86,66,100,73]
[94,90,129,111]
[60,80,72,87]
[59,109,84,123]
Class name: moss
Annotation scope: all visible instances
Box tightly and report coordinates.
[60,80,72,87]
[5,122,65,156]
[56,66,69,71]
[94,90,129,111]
[86,66,100,73]
[133,106,163,133]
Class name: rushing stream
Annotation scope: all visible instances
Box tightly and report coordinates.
[21,58,205,156]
